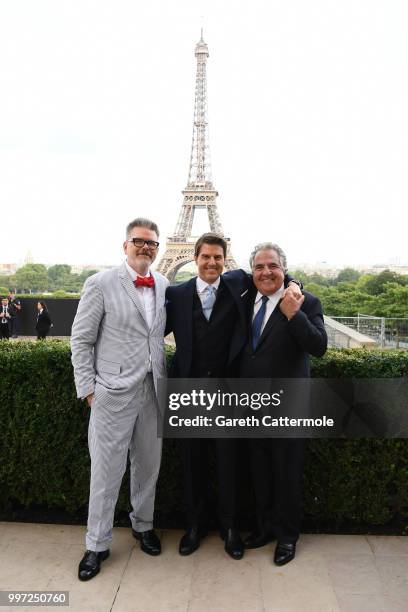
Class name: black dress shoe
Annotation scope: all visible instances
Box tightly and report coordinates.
[274,542,296,566]
[78,549,109,581]
[132,529,161,556]
[221,528,244,560]
[244,530,274,549]
[179,526,207,556]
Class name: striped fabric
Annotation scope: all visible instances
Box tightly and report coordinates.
[70,262,169,551]
[71,262,169,411]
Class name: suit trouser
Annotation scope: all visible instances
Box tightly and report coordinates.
[10,317,19,336]
[250,438,306,544]
[0,323,10,339]
[181,438,237,529]
[86,374,162,551]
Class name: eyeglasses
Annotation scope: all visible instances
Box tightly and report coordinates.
[127,238,160,249]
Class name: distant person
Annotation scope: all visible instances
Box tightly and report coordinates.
[8,292,22,338]
[1,298,11,339]
[36,301,52,339]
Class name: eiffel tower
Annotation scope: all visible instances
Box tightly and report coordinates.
[156,31,238,282]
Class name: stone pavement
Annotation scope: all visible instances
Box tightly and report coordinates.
[0,523,407,611]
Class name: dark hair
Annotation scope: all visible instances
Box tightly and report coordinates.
[194,232,227,258]
[126,218,159,239]
[38,301,48,310]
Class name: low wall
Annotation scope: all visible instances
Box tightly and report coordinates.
[11,298,79,337]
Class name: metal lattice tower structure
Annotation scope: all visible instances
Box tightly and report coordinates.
[156,31,238,282]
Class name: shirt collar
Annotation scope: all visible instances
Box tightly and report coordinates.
[196,275,221,294]
[254,284,284,304]
[125,259,151,282]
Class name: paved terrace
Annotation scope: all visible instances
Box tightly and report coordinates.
[0,523,407,611]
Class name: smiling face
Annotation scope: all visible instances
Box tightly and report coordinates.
[252,248,285,296]
[195,243,225,284]
[123,226,159,275]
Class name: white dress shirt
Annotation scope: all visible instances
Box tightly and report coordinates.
[125,260,155,329]
[196,275,221,306]
[252,285,284,333]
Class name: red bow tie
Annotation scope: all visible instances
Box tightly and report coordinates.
[134,276,155,288]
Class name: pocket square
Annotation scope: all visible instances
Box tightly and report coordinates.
[240,289,248,297]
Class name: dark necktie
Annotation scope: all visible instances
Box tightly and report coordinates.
[252,295,269,350]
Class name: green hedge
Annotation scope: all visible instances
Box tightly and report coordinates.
[1,341,408,532]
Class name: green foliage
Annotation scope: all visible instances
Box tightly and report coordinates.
[14,264,49,293]
[13,293,80,299]
[335,268,361,283]
[290,269,333,287]
[0,287,8,295]
[364,270,408,295]
[288,268,408,317]
[10,264,100,294]
[1,343,408,531]
[174,270,196,283]
[47,264,72,283]
[301,271,408,318]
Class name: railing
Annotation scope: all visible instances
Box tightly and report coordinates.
[329,315,408,349]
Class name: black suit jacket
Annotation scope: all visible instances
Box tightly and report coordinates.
[165,270,299,378]
[165,269,250,377]
[239,288,327,379]
[36,310,52,335]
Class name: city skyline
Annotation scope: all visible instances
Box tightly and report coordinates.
[0,1,407,268]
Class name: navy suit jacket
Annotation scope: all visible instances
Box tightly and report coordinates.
[239,287,327,379]
[165,269,250,377]
[165,270,298,378]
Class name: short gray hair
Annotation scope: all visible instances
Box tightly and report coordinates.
[126,217,159,239]
[249,242,288,273]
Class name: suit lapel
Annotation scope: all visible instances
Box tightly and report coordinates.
[118,263,149,329]
[221,273,247,327]
[249,288,285,352]
[150,271,164,331]
[255,301,285,350]
[183,278,196,349]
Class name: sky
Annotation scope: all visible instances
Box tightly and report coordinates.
[0,0,407,270]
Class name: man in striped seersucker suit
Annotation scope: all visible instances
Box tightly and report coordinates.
[71,218,169,581]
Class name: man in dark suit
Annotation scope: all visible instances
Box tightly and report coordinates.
[1,298,11,340]
[240,242,327,566]
[165,233,302,560]
[8,292,22,338]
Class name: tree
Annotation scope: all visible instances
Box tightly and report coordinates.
[14,264,49,293]
[290,270,332,287]
[370,284,408,317]
[78,269,99,283]
[335,268,361,284]
[364,270,407,295]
